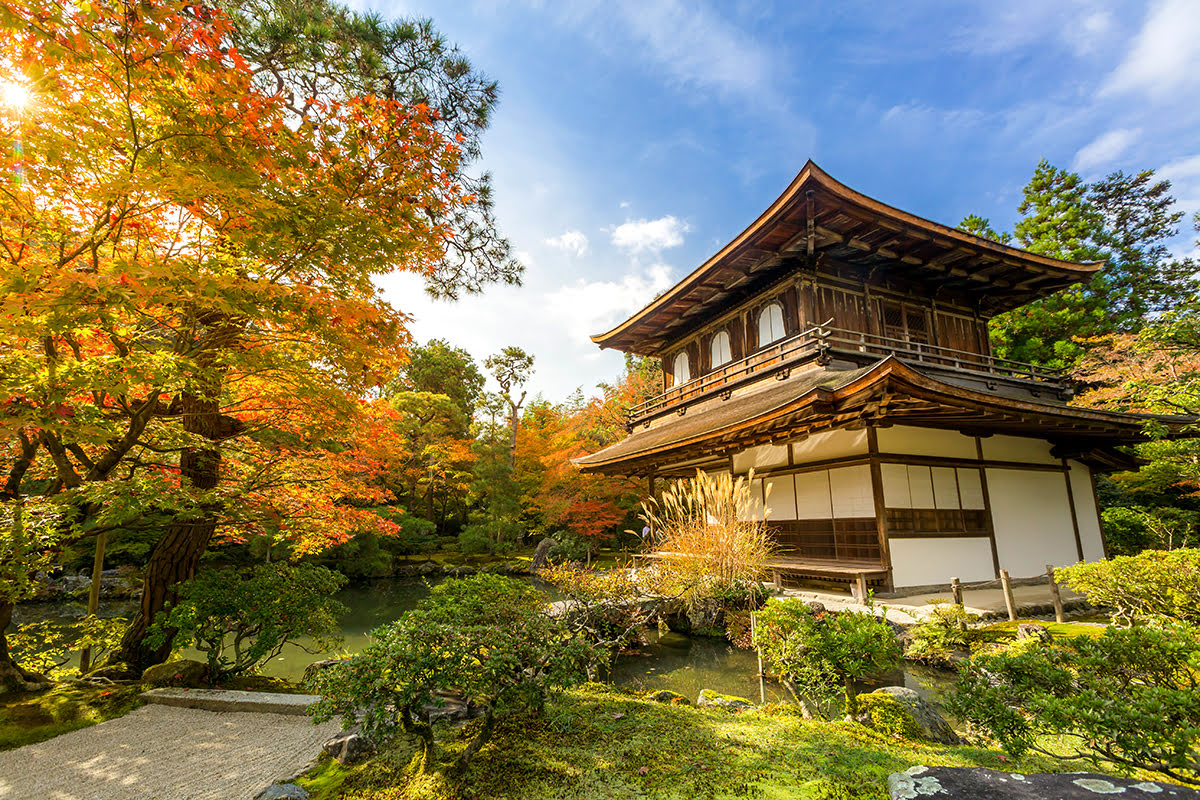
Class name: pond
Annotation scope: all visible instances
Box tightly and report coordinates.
[20,576,957,706]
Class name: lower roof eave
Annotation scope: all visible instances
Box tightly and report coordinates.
[572,357,1193,477]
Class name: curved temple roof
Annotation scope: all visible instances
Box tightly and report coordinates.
[593,161,1102,356]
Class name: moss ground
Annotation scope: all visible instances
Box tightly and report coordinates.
[976,620,1107,642]
[296,683,1077,800]
[0,683,145,750]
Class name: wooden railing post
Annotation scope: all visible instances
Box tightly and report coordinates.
[950,576,966,632]
[1046,564,1065,624]
[1000,569,1017,622]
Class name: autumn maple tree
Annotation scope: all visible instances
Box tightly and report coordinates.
[0,0,518,682]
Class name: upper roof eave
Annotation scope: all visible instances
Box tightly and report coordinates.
[591,160,1103,353]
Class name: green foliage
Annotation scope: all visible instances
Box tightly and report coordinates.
[457,524,494,555]
[948,623,1200,785]
[150,562,347,681]
[538,564,651,653]
[307,574,601,773]
[393,339,486,422]
[296,682,1070,800]
[1056,549,1200,625]
[905,601,977,665]
[9,617,127,679]
[754,599,901,719]
[959,160,1194,371]
[546,530,590,563]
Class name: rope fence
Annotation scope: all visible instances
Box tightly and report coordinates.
[949,564,1066,625]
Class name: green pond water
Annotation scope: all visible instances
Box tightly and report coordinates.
[21,577,956,706]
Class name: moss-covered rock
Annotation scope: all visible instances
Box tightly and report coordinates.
[644,690,690,705]
[856,692,927,741]
[141,659,208,688]
[861,687,961,744]
[696,689,754,711]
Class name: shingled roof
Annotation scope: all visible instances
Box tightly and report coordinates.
[592,161,1102,356]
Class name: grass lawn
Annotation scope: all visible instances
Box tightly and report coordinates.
[975,620,1107,642]
[0,682,145,751]
[295,683,1086,800]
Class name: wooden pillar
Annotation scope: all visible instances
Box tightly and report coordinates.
[1061,458,1085,562]
[950,577,966,631]
[78,532,107,675]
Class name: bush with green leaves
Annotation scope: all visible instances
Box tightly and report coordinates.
[149,562,346,682]
[905,600,977,665]
[308,574,602,773]
[753,599,901,719]
[948,622,1200,786]
[546,530,590,563]
[1056,548,1200,625]
[9,617,127,679]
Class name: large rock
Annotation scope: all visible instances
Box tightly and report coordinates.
[530,537,556,572]
[323,729,375,765]
[255,785,309,800]
[888,765,1199,800]
[1016,623,1052,644]
[141,659,208,688]
[645,689,690,705]
[865,687,960,745]
[696,689,755,711]
[301,658,340,686]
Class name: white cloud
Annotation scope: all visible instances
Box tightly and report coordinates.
[547,264,676,342]
[1103,0,1200,98]
[610,215,689,254]
[543,229,589,257]
[1160,152,1200,214]
[1072,128,1140,172]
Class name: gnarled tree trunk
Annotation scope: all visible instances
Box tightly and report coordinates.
[112,392,234,673]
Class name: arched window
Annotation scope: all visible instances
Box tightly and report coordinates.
[758,303,785,346]
[672,351,691,385]
[709,330,732,369]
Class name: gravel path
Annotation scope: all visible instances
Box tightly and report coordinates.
[0,704,341,800]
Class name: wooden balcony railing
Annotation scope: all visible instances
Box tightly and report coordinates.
[626,324,1067,426]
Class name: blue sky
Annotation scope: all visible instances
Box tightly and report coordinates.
[367,0,1200,403]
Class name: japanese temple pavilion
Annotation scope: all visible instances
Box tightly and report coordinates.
[575,160,1188,596]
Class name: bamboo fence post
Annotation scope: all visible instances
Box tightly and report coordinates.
[950,577,966,631]
[1000,569,1017,622]
[1046,564,1065,624]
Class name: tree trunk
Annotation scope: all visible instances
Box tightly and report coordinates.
[453,703,496,773]
[0,602,50,695]
[111,392,228,672]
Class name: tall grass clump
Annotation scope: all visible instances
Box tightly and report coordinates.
[640,469,775,611]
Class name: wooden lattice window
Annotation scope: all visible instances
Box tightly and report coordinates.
[881,301,929,347]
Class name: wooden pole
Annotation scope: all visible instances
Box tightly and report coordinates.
[1046,564,1065,624]
[78,531,107,675]
[752,611,765,705]
[950,577,966,632]
[1000,569,1017,622]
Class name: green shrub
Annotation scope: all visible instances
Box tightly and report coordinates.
[149,562,346,682]
[9,617,127,679]
[457,525,493,555]
[385,514,439,557]
[546,530,590,563]
[905,600,976,665]
[948,622,1200,786]
[753,599,901,719]
[308,574,602,773]
[1056,548,1200,624]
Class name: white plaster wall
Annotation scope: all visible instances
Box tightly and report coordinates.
[987,468,1081,576]
[875,425,977,460]
[1069,461,1106,562]
[890,538,996,587]
[957,468,986,509]
[980,435,1058,465]
[763,474,798,520]
[794,470,833,518]
[791,429,868,464]
[732,443,790,473]
[830,465,874,518]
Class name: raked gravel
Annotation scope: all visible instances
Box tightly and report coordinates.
[0,703,340,800]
